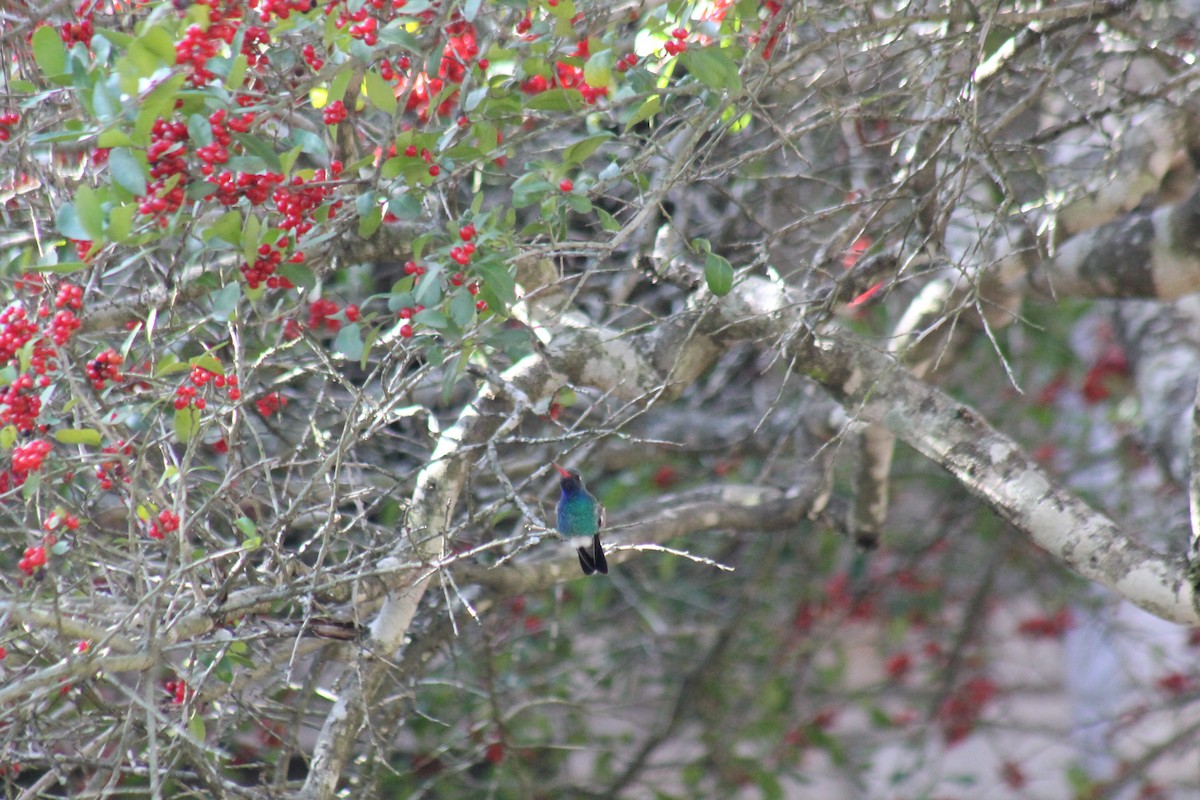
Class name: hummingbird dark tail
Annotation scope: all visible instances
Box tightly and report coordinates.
[576,533,608,576]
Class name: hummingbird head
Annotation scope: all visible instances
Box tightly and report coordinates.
[552,462,584,492]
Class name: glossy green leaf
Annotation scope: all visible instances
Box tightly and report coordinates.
[54,428,102,446]
[563,133,612,165]
[626,94,661,131]
[174,406,201,443]
[682,47,742,92]
[190,354,225,376]
[704,251,734,296]
[205,210,243,245]
[108,148,147,195]
[32,25,67,77]
[583,48,614,90]
[524,88,584,112]
[209,282,241,322]
[55,203,90,240]
[364,69,398,115]
[334,323,364,360]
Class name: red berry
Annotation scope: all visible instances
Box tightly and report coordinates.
[559,179,574,192]
[400,324,414,338]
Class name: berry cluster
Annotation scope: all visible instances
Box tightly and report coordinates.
[387,13,480,121]
[209,170,283,207]
[0,305,39,365]
[0,374,41,433]
[60,16,93,46]
[140,118,190,217]
[18,543,47,576]
[48,309,82,345]
[664,28,690,56]
[0,111,19,142]
[12,439,51,474]
[86,349,124,391]
[255,392,287,417]
[241,239,298,290]
[246,0,313,22]
[172,0,249,88]
[302,43,324,72]
[175,365,240,410]
[554,40,609,104]
[44,509,80,532]
[176,24,224,86]
[396,300,426,340]
[147,509,180,540]
[322,100,348,125]
[163,678,190,705]
[95,440,133,491]
[306,297,357,332]
[937,676,997,746]
[273,162,343,235]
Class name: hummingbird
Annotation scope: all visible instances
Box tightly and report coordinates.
[553,463,608,575]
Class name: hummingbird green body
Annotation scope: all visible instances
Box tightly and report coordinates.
[554,463,608,575]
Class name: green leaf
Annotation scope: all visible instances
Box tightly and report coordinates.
[0,426,15,450]
[134,74,186,144]
[450,289,476,328]
[562,133,612,165]
[187,715,206,742]
[583,48,614,91]
[363,69,398,115]
[414,309,451,330]
[360,325,380,370]
[278,262,315,292]
[233,134,282,173]
[234,517,257,537]
[334,323,364,360]
[327,64,355,105]
[174,406,201,443]
[524,88,584,112]
[55,203,91,240]
[209,282,241,322]
[241,213,261,266]
[189,354,225,376]
[30,261,88,274]
[566,193,592,214]
[704,251,734,296]
[97,129,133,148]
[32,25,67,78]
[54,428,102,446]
[74,185,105,242]
[473,260,516,306]
[92,80,121,124]
[205,210,243,245]
[138,25,177,66]
[109,203,135,242]
[596,207,620,232]
[359,206,383,238]
[511,174,552,209]
[388,192,422,219]
[108,148,147,195]
[681,47,742,92]
[625,94,662,131]
[225,53,247,90]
